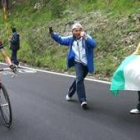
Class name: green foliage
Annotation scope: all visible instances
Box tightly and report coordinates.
[1,0,140,80]
[48,0,66,18]
[78,0,140,14]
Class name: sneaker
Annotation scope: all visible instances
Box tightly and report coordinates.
[81,101,88,110]
[66,94,72,101]
[15,63,20,68]
[130,108,140,114]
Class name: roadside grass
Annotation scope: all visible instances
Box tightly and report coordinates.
[1,0,140,80]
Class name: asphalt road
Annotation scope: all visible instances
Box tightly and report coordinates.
[0,64,139,140]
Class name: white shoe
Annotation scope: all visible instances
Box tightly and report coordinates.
[130,109,140,114]
[66,95,72,101]
[81,101,88,109]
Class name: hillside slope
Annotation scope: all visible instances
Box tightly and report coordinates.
[1,0,140,81]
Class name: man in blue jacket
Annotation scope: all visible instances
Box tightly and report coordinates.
[49,23,96,109]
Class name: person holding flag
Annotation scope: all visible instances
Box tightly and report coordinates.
[110,42,140,114]
[49,23,96,109]
[130,43,140,114]
[130,91,140,114]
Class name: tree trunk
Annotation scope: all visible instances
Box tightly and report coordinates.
[1,0,9,10]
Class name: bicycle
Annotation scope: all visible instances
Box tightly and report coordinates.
[0,67,16,128]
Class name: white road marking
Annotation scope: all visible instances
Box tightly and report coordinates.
[18,69,37,73]
[0,62,111,84]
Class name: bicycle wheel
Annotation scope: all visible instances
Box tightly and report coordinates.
[0,84,12,127]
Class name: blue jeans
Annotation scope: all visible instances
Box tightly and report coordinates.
[11,50,19,65]
[68,62,88,103]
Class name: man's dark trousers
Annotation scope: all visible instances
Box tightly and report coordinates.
[68,62,88,103]
[11,49,19,66]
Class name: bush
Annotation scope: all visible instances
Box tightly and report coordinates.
[48,0,66,18]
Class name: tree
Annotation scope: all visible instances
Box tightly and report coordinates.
[0,0,9,10]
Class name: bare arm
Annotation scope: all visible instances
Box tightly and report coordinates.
[0,49,12,66]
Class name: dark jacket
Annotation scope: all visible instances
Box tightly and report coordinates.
[10,32,20,51]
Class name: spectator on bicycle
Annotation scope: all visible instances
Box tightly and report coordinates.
[49,23,97,109]
[0,39,16,84]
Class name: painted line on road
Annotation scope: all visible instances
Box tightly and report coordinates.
[0,62,111,84]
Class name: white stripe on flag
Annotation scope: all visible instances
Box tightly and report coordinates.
[110,55,138,95]
[124,55,140,90]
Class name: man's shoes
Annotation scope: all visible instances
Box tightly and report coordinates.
[66,94,72,101]
[81,101,88,110]
[130,108,140,114]
[15,63,20,68]
[16,63,20,68]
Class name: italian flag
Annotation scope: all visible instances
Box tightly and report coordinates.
[110,55,140,96]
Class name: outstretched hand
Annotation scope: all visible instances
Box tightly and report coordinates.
[49,27,53,34]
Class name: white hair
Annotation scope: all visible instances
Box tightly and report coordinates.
[72,23,82,30]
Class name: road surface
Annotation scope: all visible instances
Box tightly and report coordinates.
[0,64,139,140]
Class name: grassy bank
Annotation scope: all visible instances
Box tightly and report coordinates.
[1,0,140,80]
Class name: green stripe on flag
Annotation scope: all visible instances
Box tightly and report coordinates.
[110,55,138,96]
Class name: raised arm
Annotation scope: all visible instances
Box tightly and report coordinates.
[51,33,72,46]
[49,27,72,46]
